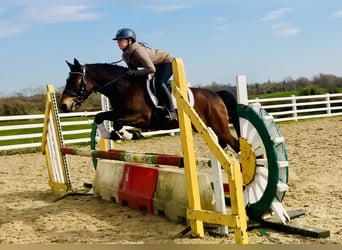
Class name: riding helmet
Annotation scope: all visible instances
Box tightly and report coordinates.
[113,28,136,42]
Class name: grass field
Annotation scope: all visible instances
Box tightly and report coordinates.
[251,91,299,99]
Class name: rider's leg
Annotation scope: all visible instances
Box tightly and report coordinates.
[155,62,177,121]
[159,83,177,120]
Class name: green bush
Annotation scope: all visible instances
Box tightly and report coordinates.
[299,84,323,96]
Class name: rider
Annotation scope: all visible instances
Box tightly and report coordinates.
[113,28,177,122]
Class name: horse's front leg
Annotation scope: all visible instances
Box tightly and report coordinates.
[94,111,144,141]
[110,118,137,140]
[112,113,148,140]
[118,113,150,140]
[94,111,117,139]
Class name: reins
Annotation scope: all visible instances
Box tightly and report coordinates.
[68,64,127,99]
[95,73,126,93]
[64,61,130,107]
[110,59,124,64]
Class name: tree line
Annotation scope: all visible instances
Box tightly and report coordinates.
[1,73,341,116]
[0,87,101,116]
[205,73,342,96]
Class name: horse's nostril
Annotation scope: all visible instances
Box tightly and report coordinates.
[60,104,68,112]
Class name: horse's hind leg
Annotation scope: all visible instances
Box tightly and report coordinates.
[222,132,240,153]
[213,123,240,153]
[199,109,240,152]
[204,105,240,153]
[193,89,240,153]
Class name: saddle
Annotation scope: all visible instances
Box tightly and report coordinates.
[145,74,194,128]
[145,74,194,110]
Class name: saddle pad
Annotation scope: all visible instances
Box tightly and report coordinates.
[146,79,194,108]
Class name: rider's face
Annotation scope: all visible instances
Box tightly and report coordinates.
[117,38,129,50]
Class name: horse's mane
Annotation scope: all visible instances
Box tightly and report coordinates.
[84,63,146,82]
[85,63,128,74]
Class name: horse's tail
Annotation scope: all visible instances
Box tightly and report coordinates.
[216,90,241,138]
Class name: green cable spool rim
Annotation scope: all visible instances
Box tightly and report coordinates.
[259,108,289,202]
[237,104,279,219]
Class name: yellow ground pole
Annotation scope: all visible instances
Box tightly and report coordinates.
[172,58,248,244]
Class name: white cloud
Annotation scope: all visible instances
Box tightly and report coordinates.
[332,9,342,18]
[214,17,226,22]
[144,6,189,14]
[0,21,31,38]
[150,31,165,37]
[259,8,300,37]
[0,6,103,38]
[23,6,103,23]
[272,22,301,37]
[260,8,291,22]
[213,17,227,31]
[215,25,228,31]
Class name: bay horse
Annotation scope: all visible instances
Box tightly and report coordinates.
[60,58,241,152]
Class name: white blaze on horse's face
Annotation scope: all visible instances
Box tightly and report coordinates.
[60,94,77,112]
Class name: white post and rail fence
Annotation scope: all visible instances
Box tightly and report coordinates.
[1,76,342,152]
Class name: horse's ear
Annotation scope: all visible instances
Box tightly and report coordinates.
[66,60,74,70]
[74,58,81,67]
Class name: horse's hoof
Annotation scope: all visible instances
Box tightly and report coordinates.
[109,131,121,140]
[131,131,143,140]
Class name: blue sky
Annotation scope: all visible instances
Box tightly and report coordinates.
[1,0,342,96]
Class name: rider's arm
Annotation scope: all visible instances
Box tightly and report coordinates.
[131,46,156,76]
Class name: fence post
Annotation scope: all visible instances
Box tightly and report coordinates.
[291,95,298,121]
[326,93,331,115]
[236,75,248,105]
[208,127,228,236]
[100,95,113,150]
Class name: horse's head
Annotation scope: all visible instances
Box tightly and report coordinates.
[60,58,93,112]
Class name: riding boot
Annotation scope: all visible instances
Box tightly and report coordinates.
[160,83,178,122]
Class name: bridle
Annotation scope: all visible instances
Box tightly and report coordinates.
[63,64,126,105]
[63,66,92,104]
